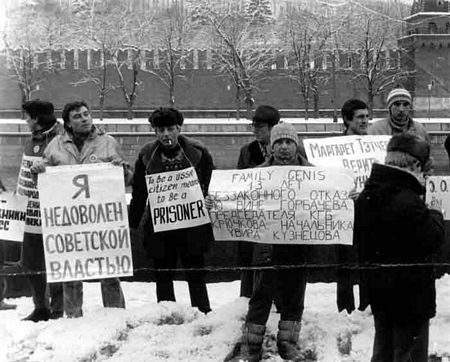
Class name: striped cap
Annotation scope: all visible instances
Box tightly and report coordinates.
[386,88,412,109]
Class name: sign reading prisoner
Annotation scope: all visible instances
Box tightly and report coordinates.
[208,166,354,245]
[0,193,27,242]
[38,163,133,282]
[303,135,391,192]
[426,176,450,220]
[146,167,210,233]
[16,155,44,233]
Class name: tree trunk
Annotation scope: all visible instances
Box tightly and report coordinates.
[127,103,133,120]
[245,98,253,120]
[313,92,319,119]
[235,86,241,120]
[99,94,105,121]
[304,95,309,120]
[367,90,374,119]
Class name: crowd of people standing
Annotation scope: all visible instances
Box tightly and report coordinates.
[0,86,448,361]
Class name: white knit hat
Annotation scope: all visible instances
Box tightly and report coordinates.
[270,122,298,148]
[386,88,412,109]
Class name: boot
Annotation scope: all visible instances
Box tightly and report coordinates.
[22,308,51,322]
[277,320,301,361]
[224,323,266,362]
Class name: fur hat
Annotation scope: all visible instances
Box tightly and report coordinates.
[386,88,412,109]
[253,105,280,127]
[387,133,430,168]
[149,107,184,128]
[270,122,298,148]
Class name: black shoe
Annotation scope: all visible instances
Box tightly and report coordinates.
[49,310,63,320]
[22,308,51,322]
[0,300,17,310]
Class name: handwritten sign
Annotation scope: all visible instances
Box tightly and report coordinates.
[208,166,354,245]
[16,155,43,233]
[38,163,133,283]
[0,193,28,242]
[426,176,450,219]
[146,167,210,232]
[303,135,391,191]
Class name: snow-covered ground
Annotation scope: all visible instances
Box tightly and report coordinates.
[1,276,449,362]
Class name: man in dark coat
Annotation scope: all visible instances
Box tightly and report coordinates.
[236,105,280,298]
[354,133,444,361]
[129,108,214,314]
[18,100,63,321]
[226,122,311,362]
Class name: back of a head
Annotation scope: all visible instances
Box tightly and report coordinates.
[253,105,280,128]
[22,100,56,130]
[149,107,184,128]
[341,99,367,122]
[386,133,431,171]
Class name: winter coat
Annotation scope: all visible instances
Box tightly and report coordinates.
[368,116,430,142]
[17,122,62,235]
[43,127,131,184]
[129,135,215,259]
[354,163,444,322]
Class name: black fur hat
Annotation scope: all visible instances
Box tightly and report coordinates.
[252,105,280,127]
[149,107,184,128]
[387,133,430,168]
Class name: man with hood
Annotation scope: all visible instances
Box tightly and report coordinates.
[18,100,62,321]
[31,100,131,318]
[129,107,214,314]
[368,88,429,142]
[354,133,444,360]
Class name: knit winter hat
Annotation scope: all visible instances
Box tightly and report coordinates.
[386,88,412,109]
[387,133,430,168]
[270,122,298,148]
[252,105,280,127]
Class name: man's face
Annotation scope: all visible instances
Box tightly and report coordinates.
[155,125,180,149]
[390,101,411,123]
[272,138,297,164]
[68,106,93,135]
[251,122,271,145]
[346,108,369,135]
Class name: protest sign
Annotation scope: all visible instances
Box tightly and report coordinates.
[209,166,354,245]
[16,155,44,233]
[303,135,391,191]
[426,176,450,219]
[38,163,133,283]
[0,193,28,242]
[146,167,210,233]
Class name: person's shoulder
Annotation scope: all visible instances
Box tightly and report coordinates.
[180,135,209,152]
[239,139,258,151]
[367,117,389,135]
[139,140,158,156]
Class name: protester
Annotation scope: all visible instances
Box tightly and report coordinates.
[129,107,214,314]
[30,100,131,318]
[368,87,429,141]
[17,100,63,322]
[236,105,280,298]
[354,133,444,361]
[336,98,370,313]
[341,98,369,136]
[226,122,311,361]
[0,179,17,311]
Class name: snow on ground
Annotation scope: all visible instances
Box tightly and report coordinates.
[0,276,450,362]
